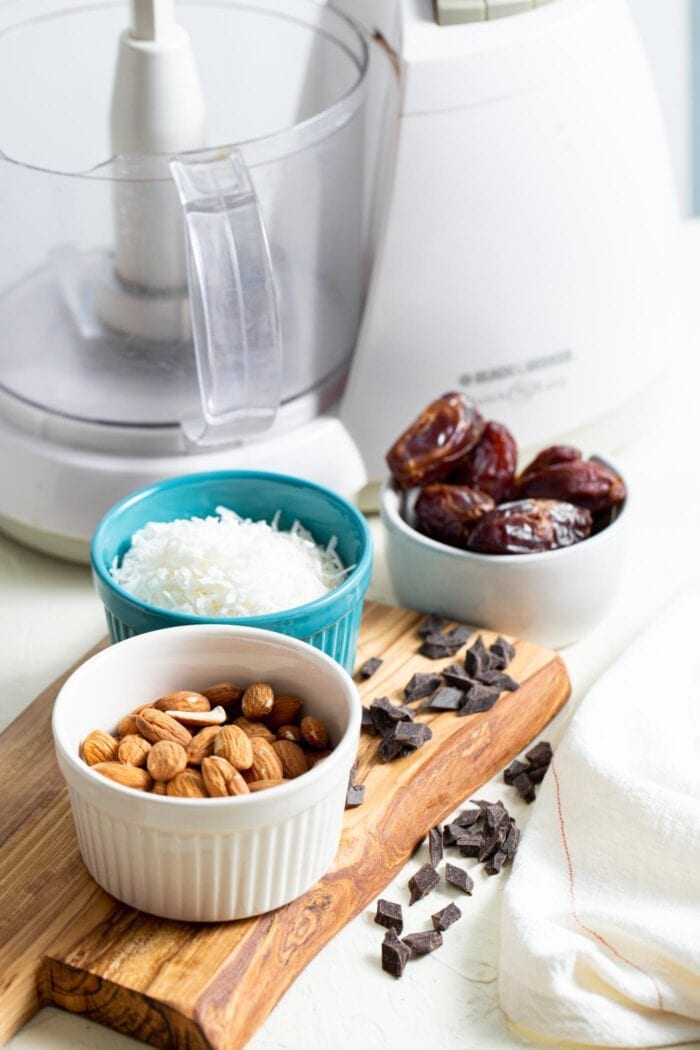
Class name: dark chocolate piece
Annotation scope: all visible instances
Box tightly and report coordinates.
[503,759,529,785]
[361,706,378,734]
[375,898,404,934]
[431,902,462,932]
[456,832,484,858]
[428,825,443,867]
[477,670,519,692]
[525,741,553,768]
[404,672,443,703]
[394,721,433,750]
[345,783,365,807]
[378,735,404,763]
[465,635,493,677]
[447,624,473,646]
[483,800,510,831]
[469,798,492,810]
[402,930,443,956]
[360,656,383,678]
[419,623,472,660]
[408,863,440,905]
[513,771,536,803]
[488,649,508,670]
[478,826,508,862]
[422,686,464,711]
[445,863,474,895]
[458,685,501,715]
[527,764,549,785]
[369,696,414,735]
[441,661,469,680]
[484,850,507,876]
[418,613,446,638]
[453,807,482,829]
[490,636,516,664]
[382,928,411,978]
[442,823,462,848]
[503,824,521,860]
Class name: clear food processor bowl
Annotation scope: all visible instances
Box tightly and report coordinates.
[0,0,374,451]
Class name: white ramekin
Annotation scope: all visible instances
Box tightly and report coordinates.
[53,624,361,922]
[381,459,629,650]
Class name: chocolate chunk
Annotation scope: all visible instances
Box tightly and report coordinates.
[441,667,478,691]
[503,823,521,860]
[361,707,378,734]
[503,759,529,785]
[484,849,507,876]
[465,635,493,677]
[527,764,549,785]
[478,826,508,862]
[456,832,484,858]
[419,634,459,660]
[402,930,443,956]
[513,771,536,803]
[382,928,411,978]
[441,661,469,680]
[447,624,473,646]
[490,636,516,665]
[408,863,440,905]
[458,685,501,715]
[477,670,519,692]
[421,686,464,711]
[360,657,383,678]
[483,801,510,831]
[404,672,443,703]
[369,696,414,734]
[469,798,492,810]
[375,898,404,934]
[394,721,432,750]
[525,741,553,768]
[428,825,443,867]
[345,783,365,807]
[442,823,462,847]
[378,735,404,763]
[418,613,446,638]
[453,807,482,829]
[445,863,474,894]
[431,902,462,932]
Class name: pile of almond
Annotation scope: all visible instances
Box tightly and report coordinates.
[80,681,332,797]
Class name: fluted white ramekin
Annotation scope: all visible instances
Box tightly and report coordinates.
[53,624,361,921]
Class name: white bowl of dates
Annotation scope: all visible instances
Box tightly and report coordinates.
[381,392,628,649]
[53,623,361,922]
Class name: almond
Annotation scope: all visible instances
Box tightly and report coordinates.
[277,725,303,744]
[201,756,236,797]
[81,730,119,766]
[266,694,304,729]
[152,781,167,795]
[246,737,284,782]
[234,716,276,742]
[272,740,308,779]
[305,748,332,768]
[227,770,251,796]
[201,682,243,707]
[241,681,274,719]
[301,716,329,750]
[154,690,210,714]
[147,740,188,781]
[117,734,151,768]
[213,725,253,771]
[165,705,226,727]
[248,778,286,792]
[166,769,208,798]
[117,713,140,737]
[135,708,192,747]
[92,762,153,792]
[186,724,221,765]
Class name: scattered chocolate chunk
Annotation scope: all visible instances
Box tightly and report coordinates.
[484,850,507,876]
[402,930,443,956]
[478,826,508,862]
[465,635,493,677]
[441,661,469,681]
[456,832,483,858]
[421,686,464,711]
[369,696,414,735]
[404,672,443,703]
[445,863,474,895]
[447,624,473,647]
[477,670,519,692]
[525,741,553,768]
[490,636,516,665]
[440,666,478,691]
[394,721,433,750]
[513,771,536,803]
[453,807,481,829]
[442,823,462,847]
[432,902,462,932]
[379,735,404,763]
[503,824,521,860]
[483,801,510,831]
[382,928,411,978]
[360,657,383,678]
[469,798,491,810]
[428,825,443,867]
[503,759,529,784]
[419,623,472,660]
[418,613,446,638]
[361,706,378,734]
[408,863,440,905]
[375,898,404,934]
[458,685,501,715]
[346,783,365,807]
[527,764,548,785]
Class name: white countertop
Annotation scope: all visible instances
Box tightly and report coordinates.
[3,226,700,1050]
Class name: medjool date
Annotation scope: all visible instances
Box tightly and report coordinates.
[467,499,592,554]
[512,458,626,513]
[447,421,517,501]
[415,484,494,547]
[518,444,582,483]
[386,392,485,489]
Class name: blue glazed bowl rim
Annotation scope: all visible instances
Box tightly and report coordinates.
[90,470,373,627]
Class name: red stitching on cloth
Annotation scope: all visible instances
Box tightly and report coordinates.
[550,758,665,1012]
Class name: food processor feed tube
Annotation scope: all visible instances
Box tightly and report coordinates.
[105,0,206,340]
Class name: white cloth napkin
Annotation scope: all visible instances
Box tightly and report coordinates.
[499,594,700,1047]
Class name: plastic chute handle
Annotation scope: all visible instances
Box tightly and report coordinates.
[170,150,281,446]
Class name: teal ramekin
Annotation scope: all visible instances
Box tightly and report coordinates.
[91,471,373,673]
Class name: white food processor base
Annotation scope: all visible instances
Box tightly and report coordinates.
[0,413,366,563]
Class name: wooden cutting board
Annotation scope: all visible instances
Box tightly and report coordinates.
[0,602,569,1050]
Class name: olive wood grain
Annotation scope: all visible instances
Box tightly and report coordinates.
[0,602,570,1050]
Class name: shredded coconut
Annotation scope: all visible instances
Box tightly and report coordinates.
[110,505,350,617]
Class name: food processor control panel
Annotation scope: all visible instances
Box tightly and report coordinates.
[435,0,556,24]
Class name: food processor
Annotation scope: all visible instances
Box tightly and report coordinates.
[0,0,395,559]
